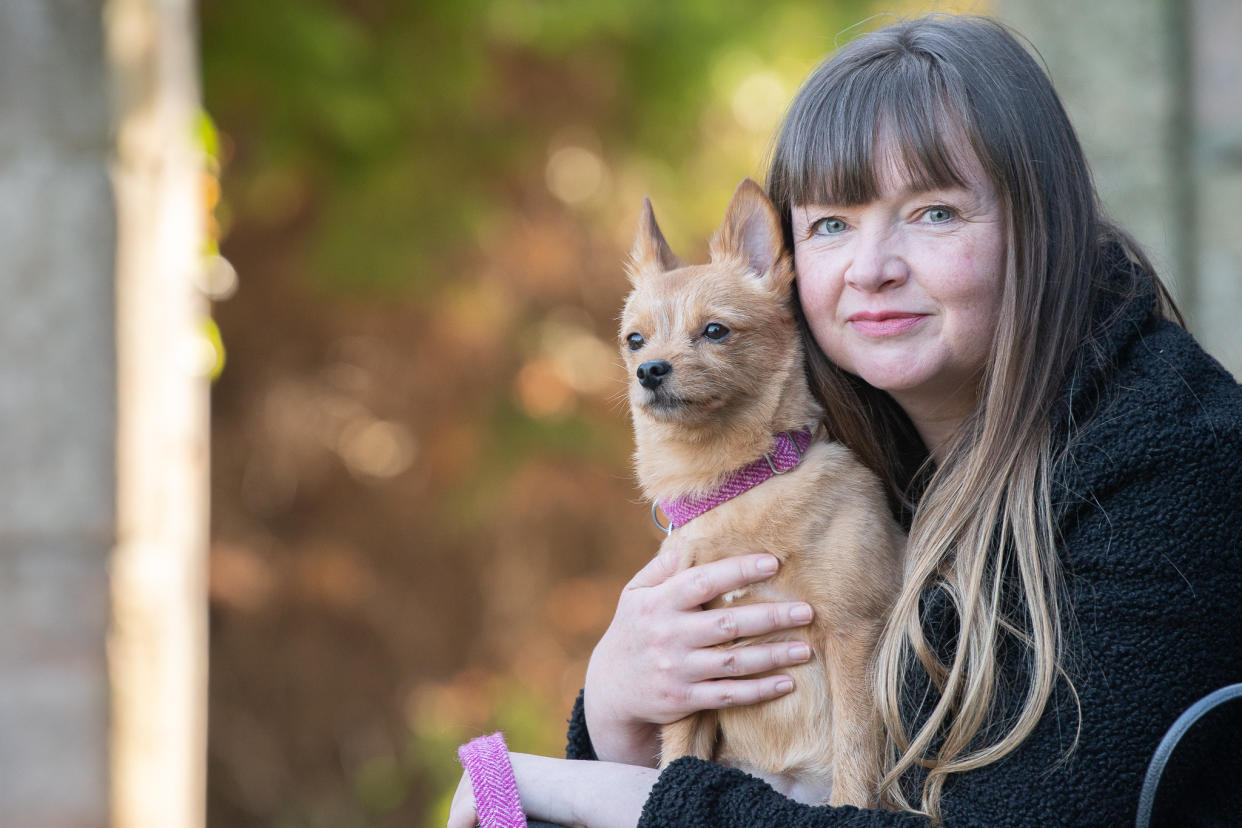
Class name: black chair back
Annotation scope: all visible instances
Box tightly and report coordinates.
[1136,683,1242,828]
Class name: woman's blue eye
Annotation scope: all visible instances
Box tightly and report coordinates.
[813,217,847,235]
[925,206,955,223]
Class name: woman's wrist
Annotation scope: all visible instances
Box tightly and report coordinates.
[582,692,660,767]
[458,733,527,827]
[511,753,658,828]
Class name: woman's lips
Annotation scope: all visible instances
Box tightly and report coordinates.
[847,311,927,337]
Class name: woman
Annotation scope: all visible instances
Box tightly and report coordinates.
[450,14,1242,827]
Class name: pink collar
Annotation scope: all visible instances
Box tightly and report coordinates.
[653,429,815,533]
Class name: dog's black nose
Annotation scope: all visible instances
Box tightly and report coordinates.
[637,360,671,390]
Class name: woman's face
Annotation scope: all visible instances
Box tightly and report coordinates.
[792,137,1007,431]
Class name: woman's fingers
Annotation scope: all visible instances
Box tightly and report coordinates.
[664,553,782,610]
[685,674,799,711]
[625,543,682,589]
[586,550,817,748]
[681,639,813,682]
[689,601,815,647]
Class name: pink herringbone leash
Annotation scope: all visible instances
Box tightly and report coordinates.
[654,429,814,532]
[458,732,528,828]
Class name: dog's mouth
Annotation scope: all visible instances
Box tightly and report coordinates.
[640,389,692,410]
[637,386,725,418]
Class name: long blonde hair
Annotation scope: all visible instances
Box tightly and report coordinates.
[767,16,1179,821]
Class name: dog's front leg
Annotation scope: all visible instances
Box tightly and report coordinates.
[658,709,719,768]
[823,628,885,808]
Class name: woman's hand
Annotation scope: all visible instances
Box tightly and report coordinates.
[584,545,815,766]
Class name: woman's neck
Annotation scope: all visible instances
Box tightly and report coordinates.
[889,385,977,463]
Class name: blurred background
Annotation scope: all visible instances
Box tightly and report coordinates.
[1,1,1238,827]
[199,1,879,825]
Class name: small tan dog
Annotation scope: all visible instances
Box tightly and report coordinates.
[619,178,906,807]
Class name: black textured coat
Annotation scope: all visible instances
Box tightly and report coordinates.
[565,252,1242,826]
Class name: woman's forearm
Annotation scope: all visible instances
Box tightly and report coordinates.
[511,753,659,828]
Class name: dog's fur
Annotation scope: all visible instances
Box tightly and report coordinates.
[619,179,906,807]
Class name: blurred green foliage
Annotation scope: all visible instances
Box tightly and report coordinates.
[202,0,869,295]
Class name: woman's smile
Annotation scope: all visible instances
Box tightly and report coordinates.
[845,310,929,337]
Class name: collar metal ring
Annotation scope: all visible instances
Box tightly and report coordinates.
[651,502,672,534]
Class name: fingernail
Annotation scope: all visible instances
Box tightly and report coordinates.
[775,678,794,693]
[757,555,779,574]
[791,604,813,623]
[789,643,811,662]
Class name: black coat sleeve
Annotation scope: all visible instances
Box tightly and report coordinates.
[565,689,932,826]
[566,690,597,761]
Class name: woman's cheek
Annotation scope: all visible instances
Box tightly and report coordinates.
[795,256,836,315]
[799,292,851,370]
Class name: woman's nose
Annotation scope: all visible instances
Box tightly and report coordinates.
[844,228,909,292]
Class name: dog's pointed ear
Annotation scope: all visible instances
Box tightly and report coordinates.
[709,178,791,287]
[627,197,681,281]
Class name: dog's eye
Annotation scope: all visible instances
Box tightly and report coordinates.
[703,323,730,341]
[626,333,645,351]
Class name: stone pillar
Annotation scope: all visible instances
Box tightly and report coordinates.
[0,2,208,826]
[994,0,1242,379]
[107,0,211,826]
[0,4,116,826]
